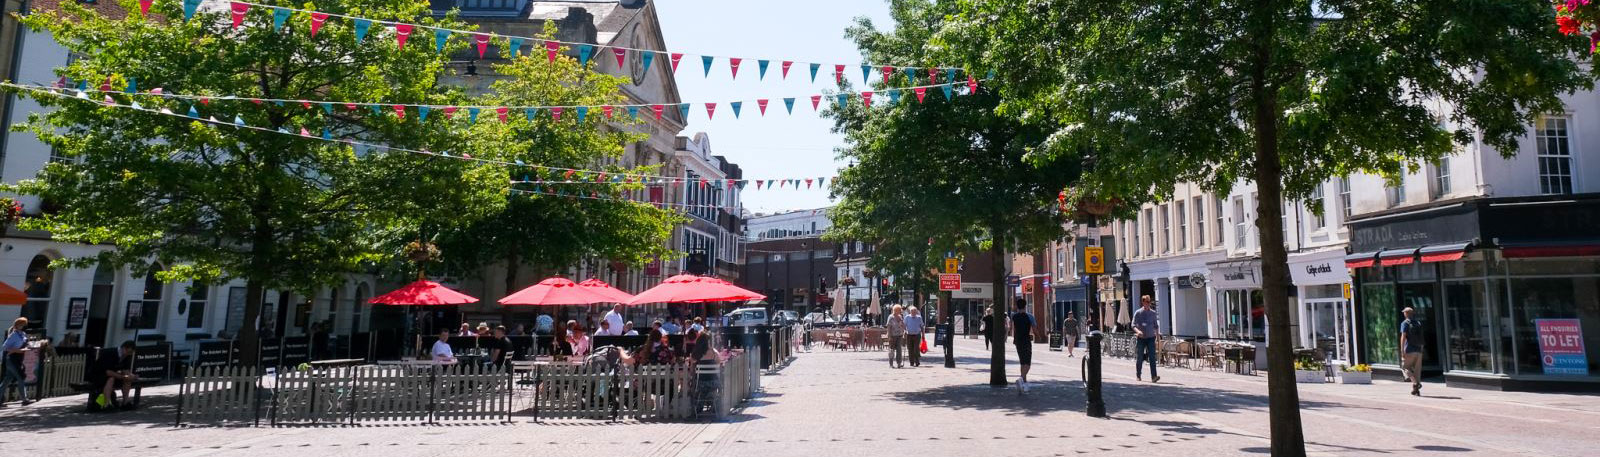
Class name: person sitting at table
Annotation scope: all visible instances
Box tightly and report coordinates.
[662,318,682,335]
[91,341,138,409]
[510,324,527,337]
[623,322,639,336]
[640,329,676,365]
[566,320,591,359]
[457,323,475,337]
[487,326,511,369]
[476,322,491,339]
[432,328,457,363]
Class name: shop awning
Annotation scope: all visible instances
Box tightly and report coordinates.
[1378,248,1418,266]
[1344,251,1379,269]
[1501,242,1600,258]
[1419,242,1472,263]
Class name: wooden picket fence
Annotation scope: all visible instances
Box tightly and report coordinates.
[531,363,694,421]
[178,365,262,426]
[177,364,511,426]
[348,365,435,423]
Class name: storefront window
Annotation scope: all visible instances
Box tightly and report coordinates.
[1440,252,1489,279]
[1507,258,1600,276]
[1218,289,1264,341]
[1363,284,1399,365]
[1443,279,1495,373]
[1509,276,1600,376]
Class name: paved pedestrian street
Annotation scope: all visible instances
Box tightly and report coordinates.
[3,337,1597,457]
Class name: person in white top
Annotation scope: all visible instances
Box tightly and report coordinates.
[623,322,639,336]
[431,328,456,363]
[601,304,625,336]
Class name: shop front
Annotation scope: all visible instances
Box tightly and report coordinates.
[1053,283,1086,333]
[1290,248,1356,364]
[1206,259,1272,367]
[1347,194,1600,391]
[952,283,994,335]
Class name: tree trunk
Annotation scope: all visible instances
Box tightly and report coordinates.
[1249,0,1307,452]
[989,229,1008,386]
[236,201,275,368]
[504,252,520,299]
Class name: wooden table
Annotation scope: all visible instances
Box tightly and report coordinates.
[308,358,365,369]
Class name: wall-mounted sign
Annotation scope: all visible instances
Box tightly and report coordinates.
[939,274,961,291]
[1083,247,1104,274]
[1536,319,1587,375]
[944,258,959,274]
[66,297,88,329]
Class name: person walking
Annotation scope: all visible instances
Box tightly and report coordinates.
[981,306,995,350]
[1,317,32,407]
[1132,295,1161,383]
[886,305,906,368]
[1011,299,1035,392]
[1400,307,1425,396]
[1062,311,1081,357]
[905,306,926,367]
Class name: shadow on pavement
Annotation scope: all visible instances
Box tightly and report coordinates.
[884,378,1363,419]
[0,392,182,432]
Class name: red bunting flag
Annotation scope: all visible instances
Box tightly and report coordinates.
[443,107,457,119]
[834,64,845,84]
[968,76,978,92]
[806,179,813,189]
[781,61,793,79]
[757,99,768,116]
[100,77,111,92]
[729,58,742,79]
[230,2,248,29]
[475,34,491,58]
[863,92,874,107]
[881,66,893,83]
[602,106,614,119]
[302,101,312,109]
[810,95,821,110]
[726,179,736,189]
[343,102,356,110]
[699,178,708,188]
[929,68,939,83]
[250,99,263,105]
[755,181,763,190]
[670,53,684,72]
[652,104,664,120]
[613,47,627,67]
[392,105,405,118]
[564,170,575,179]
[705,102,717,119]
[597,172,607,182]
[545,41,560,63]
[394,24,414,49]
[551,107,564,121]
[496,107,509,122]
[915,87,927,103]
[138,0,152,16]
[311,12,329,36]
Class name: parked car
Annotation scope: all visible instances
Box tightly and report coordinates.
[840,313,864,326]
[774,311,799,325]
[803,312,838,328]
[725,307,770,327]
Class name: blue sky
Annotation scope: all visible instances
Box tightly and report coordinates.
[654,0,891,215]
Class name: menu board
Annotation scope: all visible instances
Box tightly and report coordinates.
[194,340,234,368]
[132,342,172,381]
[259,337,281,368]
[281,336,310,366]
[66,297,88,329]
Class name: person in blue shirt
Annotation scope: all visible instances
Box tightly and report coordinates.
[904,306,926,367]
[1,317,32,407]
[1131,295,1162,383]
[1399,307,1424,396]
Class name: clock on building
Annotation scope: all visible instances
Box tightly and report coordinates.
[629,24,647,85]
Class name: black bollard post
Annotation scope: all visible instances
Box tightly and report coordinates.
[1086,331,1106,417]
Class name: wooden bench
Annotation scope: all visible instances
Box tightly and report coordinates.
[68,348,146,412]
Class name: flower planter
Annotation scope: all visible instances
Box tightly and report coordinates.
[1294,369,1326,383]
[1337,371,1372,384]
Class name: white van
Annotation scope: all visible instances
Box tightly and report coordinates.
[724,307,770,327]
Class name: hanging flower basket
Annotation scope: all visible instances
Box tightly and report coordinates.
[403,240,440,264]
[0,197,23,225]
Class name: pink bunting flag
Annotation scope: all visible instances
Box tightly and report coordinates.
[670,53,684,72]
[968,76,978,93]
[755,181,763,190]
[443,107,457,119]
[810,95,821,110]
[781,61,793,79]
[230,2,249,29]
[475,34,491,58]
[100,77,112,92]
[53,76,66,89]
[613,48,627,67]
[806,179,813,189]
[250,99,264,105]
[343,103,356,110]
[496,107,509,122]
[881,65,893,83]
[863,91,874,107]
[757,99,768,116]
[602,106,614,119]
[729,58,742,79]
[300,127,311,137]
[652,104,664,120]
[150,88,163,95]
[138,0,152,16]
[551,107,563,121]
[545,41,560,63]
[929,68,939,83]
[834,64,845,84]
[311,13,329,37]
[394,24,413,49]
[705,102,717,119]
[393,105,405,118]
[915,87,927,103]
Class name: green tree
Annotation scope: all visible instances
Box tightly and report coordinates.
[8,0,509,364]
[826,0,1079,385]
[946,0,1595,453]
[431,37,680,293]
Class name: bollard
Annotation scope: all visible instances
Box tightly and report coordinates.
[1086,331,1106,417]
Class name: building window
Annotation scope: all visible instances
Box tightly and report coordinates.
[1214,197,1225,245]
[1143,208,1155,256]
[21,255,55,330]
[1536,116,1574,195]
[1338,177,1352,220]
[1176,201,1187,251]
[1232,198,1247,249]
[134,267,164,330]
[1386,176,1406,207]
[1309,183,1326,231]
[1122,221,1133,260]
[186,283,209,329]
[1192,196,1204,248]
[353,283,369,333]
[1159,204,1171,253]
[1430,157,1451,200]
[814,248,833,258]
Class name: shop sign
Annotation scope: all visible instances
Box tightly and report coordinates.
[1349,204,1479,253]
[65,297,88,329]
[939,274,961,291]
[1209,264,1260,288]
[1535,319,1588,375]
[1289,259,1351,285]
[952,284,992,299]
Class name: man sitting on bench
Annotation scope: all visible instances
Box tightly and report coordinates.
[92,341,138,409]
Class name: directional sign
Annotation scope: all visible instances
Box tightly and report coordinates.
[1084,246,1105,274]
[939,274,961,291]
[944,258,959,274]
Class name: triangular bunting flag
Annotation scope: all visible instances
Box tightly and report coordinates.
[602,105,614,119]
[545,41,560,63]
[863,92,874,107]
[393,105,406,118]
[729,58,742,79]
[443,107,457,119]
[888,89,900,105]
[929,68,939,83]
[187,105,198,117]
[474,34,491,58]
[229,2,249,29]
[861,64,871,83]
[299,127,310,137]
[468,107,480,123]
[942,84,953,100]
[435,29,450,53]
[809,95,821,111]
[627,106,639,120]
[641,51,654,73]
[508,37,524,58]
[808,63,820,83]
[704,102,716,119]
[354,19,371,43]
[613,47,627,67]
[321,103,333,114]
[138,0,152,16]
[755,181,763,190]
[551,107,563,120]
[578,45,593,66]
[782,61,793,79]
[576,106,588,122]
[496,107,509,122]
[394,24,413,49]
[183,0,203,20]
[968,76,978,93]
[904,67,917,82]
[757,99,768,116]
[125,78,137,94]
[836,93,848,108]
[670,53,684,72]
[915,87,927,103]
[272,8,290,31]
[311,12,329,36]
[729,101,741,118]
[525,108,537,121]
[783,97,795,114]
[701,55,714,77]
[806,179,813,189]
[819,177,827,187]
[757,60,769,80]
[834,64,845,84]
[322,129,332,140]
[652,104,664,120]
[369,105,381,116]
[946,68,958,85]
[677,103,690,120]
[418,106,430,120]
[881,65,893,83]
[233,115,246,127]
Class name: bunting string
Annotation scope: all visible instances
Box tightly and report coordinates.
[215,1,966,87]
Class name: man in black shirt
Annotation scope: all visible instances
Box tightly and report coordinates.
[92,341,138,408]
[1011,299,1035,392]
[486,326,512,369]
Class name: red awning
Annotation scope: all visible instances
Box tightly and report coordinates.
[1503,244,1600,258]
[1420,251,1465,263]
[1378,248,1417,266]
[1344,251,1379,269]
[1419,242,1473,263]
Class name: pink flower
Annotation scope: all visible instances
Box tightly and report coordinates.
[1560,16,1583,36]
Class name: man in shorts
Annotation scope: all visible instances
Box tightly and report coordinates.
[1012,299,1035,392]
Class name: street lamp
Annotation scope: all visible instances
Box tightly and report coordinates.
[1071,195,1115,419]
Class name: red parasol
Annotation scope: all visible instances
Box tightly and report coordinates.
[368,280,478,305]
[626,274,766,305]
[500,277,617,305]
[577,278,635,303]
[0,281,26,306]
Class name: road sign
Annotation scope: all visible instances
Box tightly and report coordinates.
[1084,246,1105,274]
[944,258,959,274]
[1341,283,1352,299]
[939,274,961,291]
[1006,275,1020,286]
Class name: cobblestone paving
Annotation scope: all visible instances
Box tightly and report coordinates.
[1,337,1596,456]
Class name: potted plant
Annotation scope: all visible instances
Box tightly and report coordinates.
[1294,358,1326,383]
[1338,364,1372,384]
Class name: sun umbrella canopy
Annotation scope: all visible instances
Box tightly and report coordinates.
[626,274,765,305]
[577,278,635,303]
[368,280,478,305]
[0,281,26,306]
[501,277,617,306]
